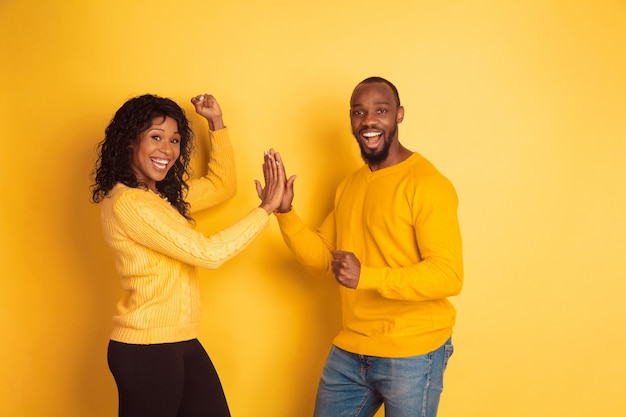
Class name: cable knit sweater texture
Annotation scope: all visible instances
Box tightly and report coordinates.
[101,128,270,344]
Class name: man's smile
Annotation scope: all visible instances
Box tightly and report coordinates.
[361,130,383,149]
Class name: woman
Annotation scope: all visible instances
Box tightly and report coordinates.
[91,93,284,417]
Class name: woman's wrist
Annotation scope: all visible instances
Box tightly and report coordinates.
[259,203,275,215]
[208,117,225,131]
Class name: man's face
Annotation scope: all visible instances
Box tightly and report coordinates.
[350,82,404,165]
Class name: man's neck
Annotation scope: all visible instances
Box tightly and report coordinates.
[368,145,413,171]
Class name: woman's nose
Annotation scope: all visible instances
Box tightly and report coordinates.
[159,141,174,154]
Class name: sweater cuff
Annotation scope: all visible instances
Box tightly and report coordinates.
[209,127,231,148]
[274,209,306,233]
[247,206,272,228]
[357,265,385,291]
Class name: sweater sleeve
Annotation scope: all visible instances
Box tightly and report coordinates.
[186,127,237,213]
[274,209,336,276]
[113,188,269,270]
[358,174,464,301]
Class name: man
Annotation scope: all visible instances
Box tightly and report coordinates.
[261,77,463,417]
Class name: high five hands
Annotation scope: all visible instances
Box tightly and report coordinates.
[255,149,296,214]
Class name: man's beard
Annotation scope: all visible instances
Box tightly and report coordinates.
[356,123,397,166]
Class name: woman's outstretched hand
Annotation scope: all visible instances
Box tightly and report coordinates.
[191,94,224,131]
[255,149,296,214]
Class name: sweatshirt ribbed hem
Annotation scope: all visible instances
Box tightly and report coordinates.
[110,324,198,345]
[333,327,453,358]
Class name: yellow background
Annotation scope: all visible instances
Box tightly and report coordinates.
[1,0,625,416]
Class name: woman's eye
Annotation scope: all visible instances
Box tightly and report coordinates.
[171,138,180,144]
[152,135,161,141]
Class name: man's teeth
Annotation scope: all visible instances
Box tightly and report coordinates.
[363,132,381,142]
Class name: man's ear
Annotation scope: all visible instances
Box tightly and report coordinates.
[396,105,405,123]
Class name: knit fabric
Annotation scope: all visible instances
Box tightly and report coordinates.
[276,152,463,357]
[101,128,270,344]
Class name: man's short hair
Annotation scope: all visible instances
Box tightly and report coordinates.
[356,76,401,107]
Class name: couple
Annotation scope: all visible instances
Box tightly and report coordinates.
[90,76,463,417]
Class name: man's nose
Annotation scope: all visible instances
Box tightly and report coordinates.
[363,113,377,126]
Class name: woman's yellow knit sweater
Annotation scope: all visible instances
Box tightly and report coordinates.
[100,128,270,345]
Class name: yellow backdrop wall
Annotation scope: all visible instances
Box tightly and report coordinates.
[1,0,625,416]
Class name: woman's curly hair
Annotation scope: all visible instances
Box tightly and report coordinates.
[90,94,194,219]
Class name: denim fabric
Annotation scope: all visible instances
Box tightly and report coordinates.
[313,339,453,417]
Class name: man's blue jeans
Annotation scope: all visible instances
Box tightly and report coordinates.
[313,339,453,417]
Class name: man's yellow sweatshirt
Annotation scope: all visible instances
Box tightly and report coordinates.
[276,152,463,357]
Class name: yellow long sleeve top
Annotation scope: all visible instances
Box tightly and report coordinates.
[276,152,463,357]
[101,128,270,345]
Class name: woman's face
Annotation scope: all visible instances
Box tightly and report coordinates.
[129,116,181,192]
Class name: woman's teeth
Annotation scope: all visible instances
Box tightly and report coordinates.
[151,158,168,169]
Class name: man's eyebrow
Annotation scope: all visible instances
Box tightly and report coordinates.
[351,101,391,107]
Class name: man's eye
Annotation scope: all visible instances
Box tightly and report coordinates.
[377,109,387,114]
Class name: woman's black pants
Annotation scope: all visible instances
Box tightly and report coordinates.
[108,338,231,417]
